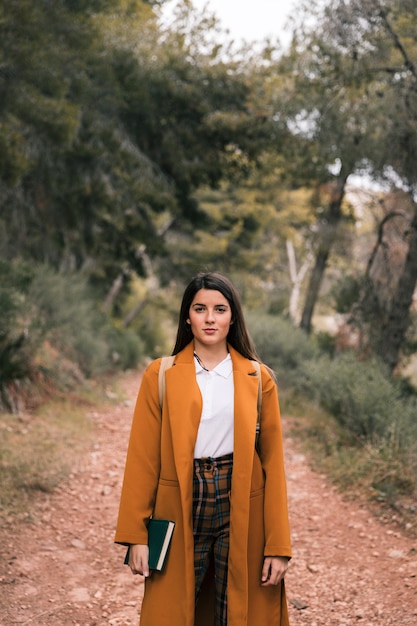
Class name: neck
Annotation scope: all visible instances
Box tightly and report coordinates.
[193,342,228,371]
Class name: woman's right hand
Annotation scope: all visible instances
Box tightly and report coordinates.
[128,544,150,577]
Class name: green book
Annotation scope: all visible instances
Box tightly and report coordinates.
[124,519,175,572]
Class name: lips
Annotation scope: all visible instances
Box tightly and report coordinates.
[203,329,216,334]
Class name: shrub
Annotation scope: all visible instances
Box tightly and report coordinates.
[0,261,42,406]
[129,301,176,358]
[247,312,320,387]
[0,262,146,409]
[306,353,403,442]
[331,274,362,314]
[28,267,112,377]
[29,267,149,376]
[106,326,144,370]
[246,312,417,521]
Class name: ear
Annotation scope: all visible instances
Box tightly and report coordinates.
[186,318,191,325]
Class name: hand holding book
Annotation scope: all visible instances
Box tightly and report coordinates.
[126,544,150,577]
[124,519,175,573]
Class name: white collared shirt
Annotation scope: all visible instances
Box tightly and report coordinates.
[193,353,234,458]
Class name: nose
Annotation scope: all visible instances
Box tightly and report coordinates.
[205,309,215,323]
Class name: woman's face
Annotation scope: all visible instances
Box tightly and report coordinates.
[187,289,232,350]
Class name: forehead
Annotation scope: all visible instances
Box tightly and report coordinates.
[190,289,229,306]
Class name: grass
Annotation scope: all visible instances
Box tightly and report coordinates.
[281,389,417,538]
[0,385,105,522]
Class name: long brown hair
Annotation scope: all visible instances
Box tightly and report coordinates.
[172,272,260,361]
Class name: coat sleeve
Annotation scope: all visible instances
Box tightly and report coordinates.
[114,359,162,546]
[258,365,292,559]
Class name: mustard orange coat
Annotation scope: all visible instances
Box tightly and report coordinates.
[115,342,292,626]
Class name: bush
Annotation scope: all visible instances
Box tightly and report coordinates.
[248,312,417,510]
[26,268,112,378]
[29,266,147,376]
[128,300,176,358]
[0,261,42,405]
[247,312,320,387]
[332,274,362,314]
[106,326,144,370]
[305,353,402,442]
[0,262,146,409]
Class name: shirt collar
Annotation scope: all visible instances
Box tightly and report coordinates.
[194,353,232,378]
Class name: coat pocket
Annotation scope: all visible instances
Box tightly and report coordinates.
[250,486,265,499]
[158,477,179,487]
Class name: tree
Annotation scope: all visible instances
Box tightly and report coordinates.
[0,0,271,300]
[263,0,417,365]
[318,0,417,372]
[264,0,394,333]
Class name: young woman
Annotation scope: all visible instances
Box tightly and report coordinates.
[115,272,292,626]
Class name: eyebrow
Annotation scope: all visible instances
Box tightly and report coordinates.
[191,302,229,307]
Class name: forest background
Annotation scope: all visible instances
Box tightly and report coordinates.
[1,0,416,534]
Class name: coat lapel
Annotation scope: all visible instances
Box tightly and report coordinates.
[164,343,201,518]
[229,346,260,623]
[230,346,260,468]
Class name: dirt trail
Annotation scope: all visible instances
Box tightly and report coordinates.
[0,370,416,626]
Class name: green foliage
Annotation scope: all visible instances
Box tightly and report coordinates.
[250,312,416,517]
[332,275,362,314]
[106,327,145,370]
[0,262,145,407]
[29,266,147,377]
[28,268,109,377]
[315,331,337,356]
[298,408,417,510]
[306,353,402,441]
[0,261,40,384]
[128,302,176,358]
[0,0,266,294]
[250,312,417,450]
[247,312,320,386]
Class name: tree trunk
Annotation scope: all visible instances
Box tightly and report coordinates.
[123,299,148,328]
[300,247,330,333]
[355,209,409,353]
[103,268,130,312]
[286,239,312,324]
[300,177,347,334]
[376,201,417,373]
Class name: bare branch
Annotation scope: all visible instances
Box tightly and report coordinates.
[365,210,409,278]
[378,5,417,79]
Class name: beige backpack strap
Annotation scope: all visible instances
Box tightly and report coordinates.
[251,360,262,448]
[158,355,176,410]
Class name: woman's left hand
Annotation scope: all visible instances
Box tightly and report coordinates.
[261,556,289,586]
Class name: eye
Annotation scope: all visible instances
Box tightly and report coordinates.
[216,307,227,313]
[194,306,205,312]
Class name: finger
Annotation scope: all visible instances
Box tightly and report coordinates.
[261,558,271,583]
[261,571,278,586]
[141,554,150,578]
[261,560,287,586]
[129,558,142,575]
[269,567,281,585]
[262,573,280,586]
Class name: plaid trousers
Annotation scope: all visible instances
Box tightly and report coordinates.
[193,453,233,626]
